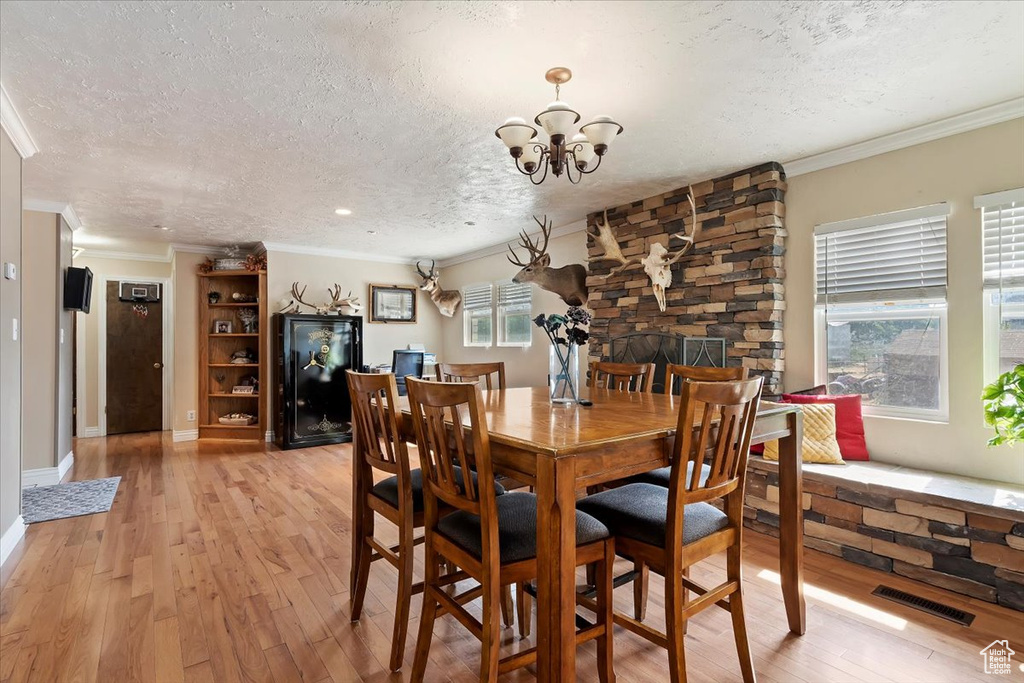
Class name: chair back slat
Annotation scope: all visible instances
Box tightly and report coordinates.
[670,377,763,508]
[346,371,408,477]
[435,362,506,390]
[406,377,499,519]
[664,364,748,395]
[590,361,655,393]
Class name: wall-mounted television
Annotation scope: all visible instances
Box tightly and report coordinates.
[64,266,93,313]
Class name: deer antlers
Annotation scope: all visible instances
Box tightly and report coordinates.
[507,215,552,267]
[588,210,640,276]
[416,260,437,280]
[291,282,314,309]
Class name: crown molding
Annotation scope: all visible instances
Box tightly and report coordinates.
[437,218,588,269]
[785,97,1024,177]
[0,84,38,159]
[170,243,224,256]
[23,199,84,231]
[74,249,173,263]
[261,241,416,265]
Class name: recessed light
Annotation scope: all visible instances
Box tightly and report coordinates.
[465,221,476,226]
[367,230,377,235]
[154,224,170,231]
[335,208,353,216]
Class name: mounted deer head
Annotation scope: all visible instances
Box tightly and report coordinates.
[589,186,699,311]
[507,215,588,306]
[416,260,462,317]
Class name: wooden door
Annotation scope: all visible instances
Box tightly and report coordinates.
[106,282,163,434]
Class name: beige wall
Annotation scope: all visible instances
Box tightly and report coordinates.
[171,251,204,432]
[786,118,1024,484]
[1,131,23,534]
[56,217,73,462]
[439,227,589,388]
[72,254,172,432]
[21,210,59,471]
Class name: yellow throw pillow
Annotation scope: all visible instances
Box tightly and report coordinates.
[763,403,844,464]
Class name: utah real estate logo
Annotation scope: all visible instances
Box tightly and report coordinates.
[979,640,1015,675]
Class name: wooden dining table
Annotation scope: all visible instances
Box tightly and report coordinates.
[394,386,805,682]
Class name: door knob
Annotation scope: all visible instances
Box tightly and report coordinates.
[153,362,163,369]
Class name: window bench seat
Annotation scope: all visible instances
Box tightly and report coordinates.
[742,457,1024,611]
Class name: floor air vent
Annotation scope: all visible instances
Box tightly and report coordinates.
[871,585,975,626]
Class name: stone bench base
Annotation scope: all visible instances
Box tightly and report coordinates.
[742,457,1024,611]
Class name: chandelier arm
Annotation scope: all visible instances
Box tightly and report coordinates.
[514,156,536,176]
[565,151,582,184]
[529,154,551,185]
[579,153,604,175]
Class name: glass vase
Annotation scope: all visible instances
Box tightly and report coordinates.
[549,343,579,404]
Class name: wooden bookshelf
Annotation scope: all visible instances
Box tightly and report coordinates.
[197,270,268,441]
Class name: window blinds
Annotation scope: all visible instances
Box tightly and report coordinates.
[976,189,1024,289]
[497,281,532,308]
[462,283,493,310]
[814,204,948,305]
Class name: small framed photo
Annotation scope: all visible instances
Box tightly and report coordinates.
[231,385,255,394]
[213,320,233,334]
[369,284,417,324]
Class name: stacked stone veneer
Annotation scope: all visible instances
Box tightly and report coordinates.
[744,460,1024,611]
[585,162,787,394]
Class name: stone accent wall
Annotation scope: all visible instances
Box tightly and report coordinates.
[585,162,787,394]
[744,460,1024,611]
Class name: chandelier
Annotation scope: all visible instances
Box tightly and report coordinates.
[494,67,623,185]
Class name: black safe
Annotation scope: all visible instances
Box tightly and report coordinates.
[273,313,363,450]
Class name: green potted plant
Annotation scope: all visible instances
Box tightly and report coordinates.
[982,364,1024,447]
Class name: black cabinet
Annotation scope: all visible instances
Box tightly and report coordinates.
[273,314,362,450]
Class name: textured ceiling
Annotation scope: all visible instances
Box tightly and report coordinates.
[1,1,1022,259]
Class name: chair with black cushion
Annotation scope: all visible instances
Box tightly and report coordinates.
[406,377,615,683]
[346,371,508,671]
[590,360,655,393]
[435,361,506,389]
[392,350,425,396]
[578,376,763,683]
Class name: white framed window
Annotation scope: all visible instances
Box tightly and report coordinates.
[496,281,533,347]
[976,189,1024,383]
[814,203,949,421]
[462,283,493,347]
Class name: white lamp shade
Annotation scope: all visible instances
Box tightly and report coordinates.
[520,140,546,168]
[569,133,595,165]
[534,101,580,138]
[495,117,537,150]
[580,116,623,147]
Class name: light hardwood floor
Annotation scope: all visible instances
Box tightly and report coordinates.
[1,432,1020,682]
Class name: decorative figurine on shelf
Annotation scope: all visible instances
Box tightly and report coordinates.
[238,307,258,333]
[239,374,259,393]
[214,372,227,391]
[230,348,256,364]
[198,257,215,274]
[231,292,258,303]
[244,253,267,272]
[208,291,221,304]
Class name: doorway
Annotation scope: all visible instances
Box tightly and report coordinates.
[104,280,165,435]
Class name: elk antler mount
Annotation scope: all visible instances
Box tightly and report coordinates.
[588,185,699,311]
[507,215,588,307]
[285,282,362,315]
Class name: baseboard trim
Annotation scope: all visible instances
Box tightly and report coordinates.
[58,451,74,482]
[0,516,27,567]
[265,430,274,443]
[80,427,100,438]
[22,467,59,488]
[172,429,199,442]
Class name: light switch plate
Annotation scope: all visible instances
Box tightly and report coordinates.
[60,328,65,344]
[12,318,18,341]
[3,262,15,280]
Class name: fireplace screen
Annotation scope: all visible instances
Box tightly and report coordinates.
[609,332,726,394]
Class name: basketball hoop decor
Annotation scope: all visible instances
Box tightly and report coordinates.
[132,304,149,319]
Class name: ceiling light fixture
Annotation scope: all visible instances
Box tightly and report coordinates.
[495,67,623,185]
[335,208,353,216]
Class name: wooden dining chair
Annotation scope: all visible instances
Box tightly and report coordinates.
[578,376,764,683]
[406,377,616,683]
[620,364,751,620]
[590,360,655,393]
[435,361,506,389]
[346,371,508,671]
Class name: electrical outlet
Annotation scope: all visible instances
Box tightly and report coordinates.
[186,410,196,422]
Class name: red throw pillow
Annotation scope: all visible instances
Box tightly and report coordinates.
[781,393,869,461]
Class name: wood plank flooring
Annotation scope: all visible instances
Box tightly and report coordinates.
[1,432,1021,682]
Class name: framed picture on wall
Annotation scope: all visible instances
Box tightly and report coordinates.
[369,284,417,324]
